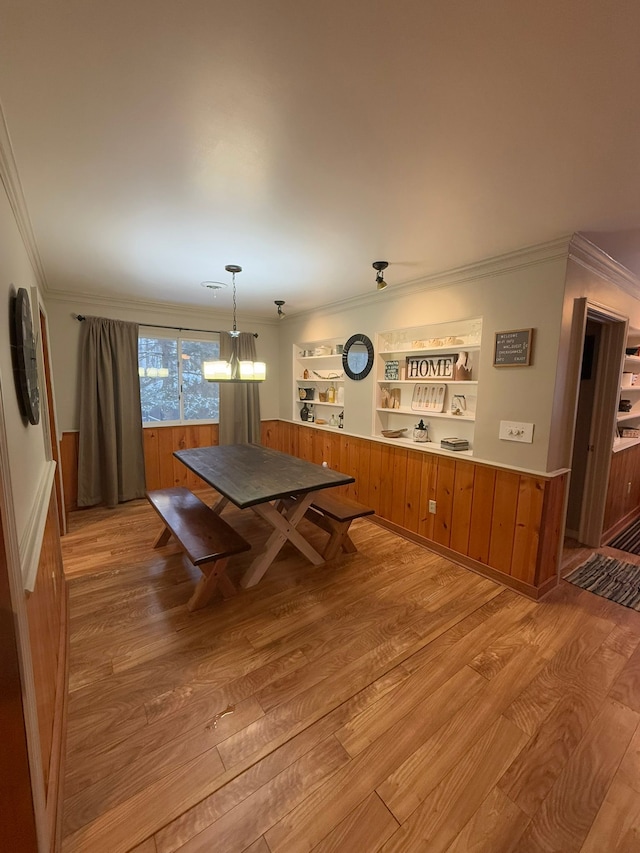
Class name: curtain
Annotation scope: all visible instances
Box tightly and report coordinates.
[218,331,261,445]
[77,317,146,507]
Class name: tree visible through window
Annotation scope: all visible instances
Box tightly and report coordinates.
[138,335,220,424]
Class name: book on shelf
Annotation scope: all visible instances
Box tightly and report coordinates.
[440,437,469,451]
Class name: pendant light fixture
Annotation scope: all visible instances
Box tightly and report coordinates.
[373,260,389,291]
[274,299,286,319]
[202,264,266,382]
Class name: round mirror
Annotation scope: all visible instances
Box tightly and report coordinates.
[342,333,374,380]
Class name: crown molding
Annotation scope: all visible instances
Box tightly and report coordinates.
[0,101,49,290]
[568,232,640,298]
[43,288,279,328]
[286,235,574,322]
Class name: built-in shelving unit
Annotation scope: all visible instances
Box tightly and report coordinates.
[293,339,346,428]
[374,318,482,455]
[614,343,640,452]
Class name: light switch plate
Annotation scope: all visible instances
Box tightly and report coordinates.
[499,421,534,443]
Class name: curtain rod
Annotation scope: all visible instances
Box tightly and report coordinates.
[73,314,258,337]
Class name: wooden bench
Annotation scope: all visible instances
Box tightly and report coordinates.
[304,491,375,559]
[146,487,251,611]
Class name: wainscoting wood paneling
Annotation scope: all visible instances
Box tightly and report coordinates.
[61,421,567,597]
[603,443,640,541]
[264,423,566,597]
[25,483,68,848]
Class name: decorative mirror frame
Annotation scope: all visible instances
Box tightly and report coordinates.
[342,333,374,381]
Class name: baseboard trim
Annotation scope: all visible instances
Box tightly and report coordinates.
[371,516,558,600]
[602,509,640,546]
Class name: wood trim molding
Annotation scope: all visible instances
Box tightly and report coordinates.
[42,287,265,330]
[0,103,48,291]
[372,516,551,599]
[44,237,573,324]
[20,460,56,592]
[569,232,640,298]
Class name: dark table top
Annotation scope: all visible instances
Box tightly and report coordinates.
[174,444,354,509]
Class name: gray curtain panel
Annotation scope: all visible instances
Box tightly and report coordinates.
[218,331,261,445]
[77,316,146,507]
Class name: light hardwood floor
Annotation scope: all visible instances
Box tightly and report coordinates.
[60,492,640,852]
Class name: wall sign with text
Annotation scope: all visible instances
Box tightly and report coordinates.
[406,352,456,379]
[493,328,533,367]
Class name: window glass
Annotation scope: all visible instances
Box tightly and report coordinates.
[181,339,220,421]
[138,335,220,424]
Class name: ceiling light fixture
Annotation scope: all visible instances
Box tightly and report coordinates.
[274,299,286,319]
[202,265,266,382]
[373,260,389,291]
[200,280,228,296]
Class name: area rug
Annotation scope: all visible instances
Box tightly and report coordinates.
[608,516,640,555]
[565,553,640,610]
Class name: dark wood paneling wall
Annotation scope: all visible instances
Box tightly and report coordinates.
[61,422,567,597]
[0,503,40,852]
[26,486,68,848]
[603,443,640,540]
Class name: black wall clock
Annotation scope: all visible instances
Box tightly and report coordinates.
[12,287,40,425]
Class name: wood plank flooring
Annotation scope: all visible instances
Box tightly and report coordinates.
[60,493,640,852]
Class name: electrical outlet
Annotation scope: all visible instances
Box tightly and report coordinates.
[429,499,437,514]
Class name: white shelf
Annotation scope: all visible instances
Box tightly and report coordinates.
[297,378,344,383]
[378,379,477,386]
[616,412,640,423]
[298,354,343,361]
[376,407,475,422]
[620,385,640,392]
[297,400,343,408]
[613,436,640,453]
[380,344,480,357]
[377,435,473,456]
[624,355,640,367]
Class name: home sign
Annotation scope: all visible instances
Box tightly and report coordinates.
[406,353,456,380]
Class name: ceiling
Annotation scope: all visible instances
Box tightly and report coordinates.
[1,0,640,319]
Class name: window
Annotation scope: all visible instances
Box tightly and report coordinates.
[138,334,220,424]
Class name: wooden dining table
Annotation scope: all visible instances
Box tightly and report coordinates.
[173,444,355,587]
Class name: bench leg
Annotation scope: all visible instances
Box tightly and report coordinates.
[187,557,232,611]
[323,519,354,560]
[153,525,172,548]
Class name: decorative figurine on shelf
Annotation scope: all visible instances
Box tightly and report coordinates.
[413,419,430,442]
[338,411,344,429]
[453,351,472,381]
[308,404,315,423]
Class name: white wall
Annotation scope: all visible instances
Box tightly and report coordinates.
[44,294,281,432]
[0,181,49,552]
[277,242,569,474]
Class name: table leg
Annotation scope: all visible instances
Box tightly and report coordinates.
[240,492,324,588]
[211,494,230,514]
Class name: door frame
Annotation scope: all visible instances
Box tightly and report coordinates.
[570,299,628,546]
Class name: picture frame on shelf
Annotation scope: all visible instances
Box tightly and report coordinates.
[384,359,400,380]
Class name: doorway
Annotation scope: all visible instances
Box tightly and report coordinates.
[567,302,627,547]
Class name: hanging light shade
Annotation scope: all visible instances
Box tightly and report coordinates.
[202,264,266,382]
